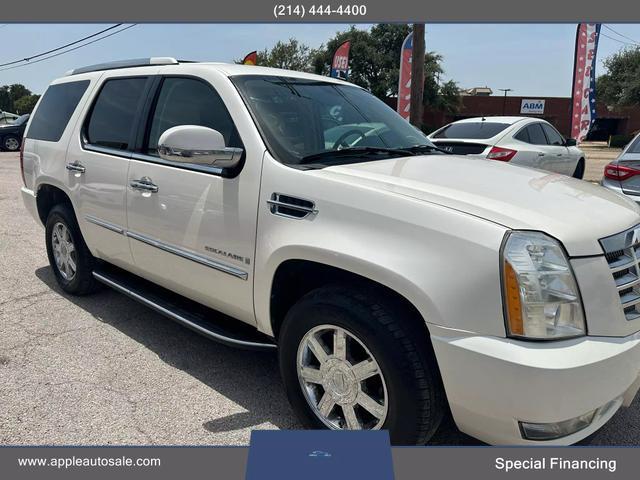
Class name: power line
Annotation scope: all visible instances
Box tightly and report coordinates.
[0,24,123,68]
[0,24,137,73]
[603,25,640,46]
[599,31,639,47]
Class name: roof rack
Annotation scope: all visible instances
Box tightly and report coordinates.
[66,57,179,76]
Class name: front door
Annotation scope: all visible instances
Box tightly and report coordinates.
[125,75,260,325]
[541,123,574,175]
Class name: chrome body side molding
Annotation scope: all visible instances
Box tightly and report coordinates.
[84,215,248,280]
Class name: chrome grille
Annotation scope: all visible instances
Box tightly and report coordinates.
[600,225,640,321]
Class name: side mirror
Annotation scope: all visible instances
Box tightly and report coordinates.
[565,138,577,147]
[158,125,243,169]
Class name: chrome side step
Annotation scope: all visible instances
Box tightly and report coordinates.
[92,266,276,352]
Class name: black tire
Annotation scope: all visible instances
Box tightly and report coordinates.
[572,158,585,179]
[45,203,99,295]
[278,284,446,445]
[3,135,21,151]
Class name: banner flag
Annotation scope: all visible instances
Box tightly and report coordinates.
[330,41,351,79]
[243,51,258,65]
[397,32,413,120]
[570,23,601,143]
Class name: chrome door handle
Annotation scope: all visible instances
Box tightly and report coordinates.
[130,177,158,193]
[537,152,545,157]
[65,162,86,173]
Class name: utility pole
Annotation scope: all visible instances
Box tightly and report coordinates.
[409,24,425,129]
[498,88,513,115]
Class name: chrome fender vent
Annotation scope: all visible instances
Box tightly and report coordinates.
[267,193,317,219]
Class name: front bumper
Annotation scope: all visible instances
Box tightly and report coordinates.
[430,324,640,445]
[21,186,40,224]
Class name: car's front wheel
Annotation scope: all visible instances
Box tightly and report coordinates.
[3,135,21,151]
[278,285,445,445]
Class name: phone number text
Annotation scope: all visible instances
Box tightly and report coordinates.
[273,4,367,19]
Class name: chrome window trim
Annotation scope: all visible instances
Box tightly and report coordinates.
[131,152,224,176]
[83,215,247,280]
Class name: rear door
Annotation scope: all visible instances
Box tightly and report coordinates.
[125,72,261,325]
[511,123,557,172]
[66,73,154,270]
[541,123,574,175]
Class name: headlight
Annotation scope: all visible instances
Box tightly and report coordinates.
[501,231,586,340]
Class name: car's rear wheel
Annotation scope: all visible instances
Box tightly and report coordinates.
[572,158,585,179]
[45,204,99,295]
[278,285,445,445]
[3,135,20,151]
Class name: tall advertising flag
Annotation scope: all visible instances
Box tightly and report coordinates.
[397,32,413,121]
[570,23,601,143]
[243,51,258,65]
[330,41,351,79]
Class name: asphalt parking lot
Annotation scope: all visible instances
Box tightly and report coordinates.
[1,150,639,446]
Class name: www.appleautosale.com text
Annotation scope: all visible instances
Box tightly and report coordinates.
[496,457,617,473]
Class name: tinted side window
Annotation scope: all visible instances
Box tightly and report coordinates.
[86,78,147,150]
[629,136,640,154]
[541,123,565,146]
[514,127,530,143]
[527,124,548,145]
[146,77,240,155]
[27,80,89,142]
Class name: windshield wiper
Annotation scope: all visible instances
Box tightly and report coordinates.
[299,146,414,165]
[406,144,453,155]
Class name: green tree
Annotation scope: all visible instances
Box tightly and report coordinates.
[313,25,462,111]
[0,84,34,113]
[312,24,410,98]
[238,38,320,72]
[597,47,640,107]
[14,94,40,114]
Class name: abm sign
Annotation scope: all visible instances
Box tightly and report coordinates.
[520,99,545,115]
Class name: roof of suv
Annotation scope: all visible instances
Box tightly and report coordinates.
[64,57,352,86]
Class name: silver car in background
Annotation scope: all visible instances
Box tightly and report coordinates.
[428,116,586,178]
[602,132,640,203]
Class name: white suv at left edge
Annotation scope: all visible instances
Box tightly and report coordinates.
[428,116,586,179]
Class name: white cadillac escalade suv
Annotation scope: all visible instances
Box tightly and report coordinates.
[20,58,640,445]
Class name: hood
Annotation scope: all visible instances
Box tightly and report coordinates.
[319,155,640,256]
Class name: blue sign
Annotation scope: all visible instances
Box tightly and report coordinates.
[246,430,394,480]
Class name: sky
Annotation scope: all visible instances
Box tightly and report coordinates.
[0,23,639,97]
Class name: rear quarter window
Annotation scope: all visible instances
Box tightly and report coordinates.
[26,80,90,142]
[628,136,640,153]
[432,122,510,139]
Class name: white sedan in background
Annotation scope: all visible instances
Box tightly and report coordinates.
[428,116,586,178]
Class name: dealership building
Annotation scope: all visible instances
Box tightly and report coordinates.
[420,89,640,141]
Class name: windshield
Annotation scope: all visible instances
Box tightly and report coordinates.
[12,114,29,126]
[431,121,510,139]
[231,75,434,165]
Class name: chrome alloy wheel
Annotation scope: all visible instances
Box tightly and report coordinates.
[296,325,388,430]
[51,222,77,281]
[4,137,20,151]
